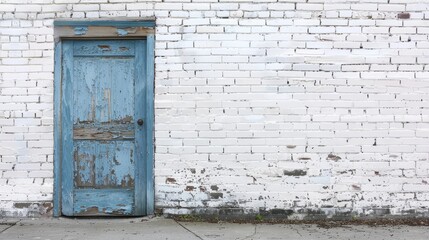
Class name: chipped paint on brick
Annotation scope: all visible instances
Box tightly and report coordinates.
[283,170,307,176]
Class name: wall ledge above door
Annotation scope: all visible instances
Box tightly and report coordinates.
[54,19,155,41]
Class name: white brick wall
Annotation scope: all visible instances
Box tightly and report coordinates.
[1,0,429,218]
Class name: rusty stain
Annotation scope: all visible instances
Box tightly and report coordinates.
[352,184,361,190]
[166,178,176,184]
[121,175,135,187]
[398,12,410,19]
[327,153,341,161]
[185,186,195,191]
[287,145,296,149]
[299,157,311,160]
[119,47,129,51]
[199,186,206,192]
[98,45,111,51]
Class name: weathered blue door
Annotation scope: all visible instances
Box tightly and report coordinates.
[61,40,147,216]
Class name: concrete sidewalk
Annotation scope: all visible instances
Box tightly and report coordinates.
[1,217,428,240]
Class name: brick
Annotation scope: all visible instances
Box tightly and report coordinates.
[0,0,429,219]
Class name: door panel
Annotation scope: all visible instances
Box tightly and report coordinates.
[74,189,134,215]
[61,39,146,216]
[73,141,135,188]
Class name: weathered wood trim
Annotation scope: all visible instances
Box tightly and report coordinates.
[55,26,154,41]
[61,40,74,216]
[145,34,155,215]
[53,41,62,217]
[54,20,155,42]
[134,40,146,215]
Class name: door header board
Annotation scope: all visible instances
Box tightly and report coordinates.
[54,20,155,41]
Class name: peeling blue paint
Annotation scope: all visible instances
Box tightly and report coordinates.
[116,29,128,36]
[74,26,88,36]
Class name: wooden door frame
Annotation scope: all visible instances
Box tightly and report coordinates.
[53,20,155,217]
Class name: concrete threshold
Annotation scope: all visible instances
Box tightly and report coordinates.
[0,217,428,240]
